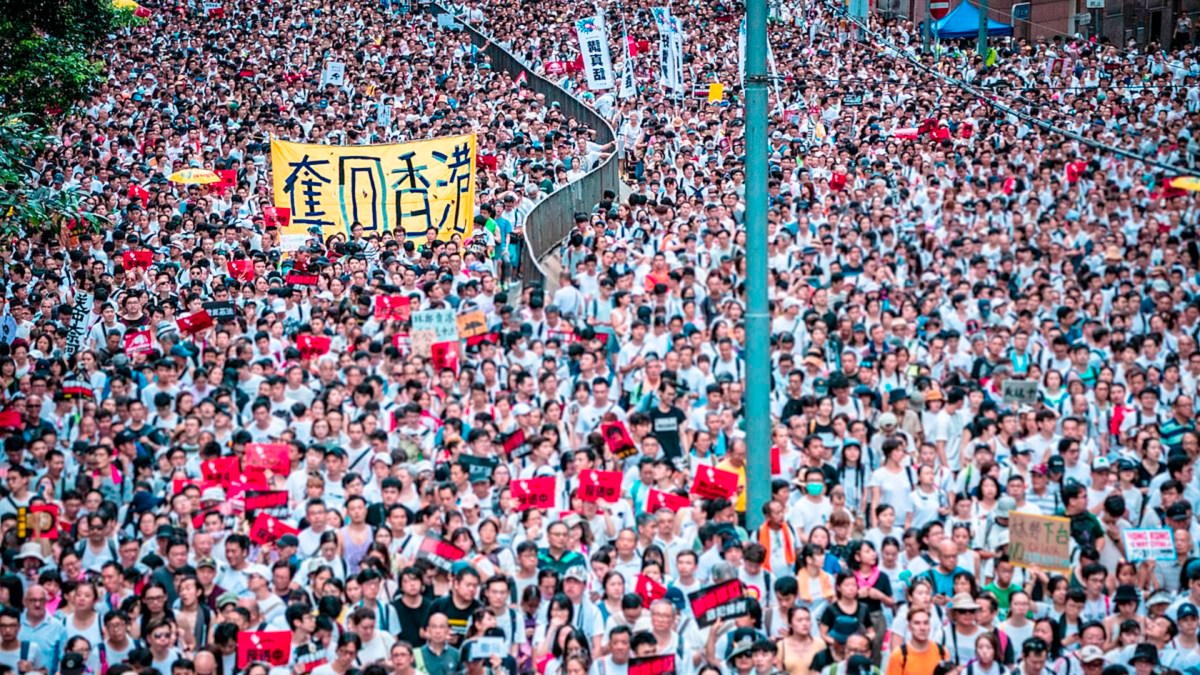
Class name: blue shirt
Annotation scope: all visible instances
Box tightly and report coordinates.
[20,613,63,675]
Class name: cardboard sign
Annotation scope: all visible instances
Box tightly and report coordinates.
[645,488,689,513]
[248,512,298,545]
[203,301,236,323]
[456,310,488,339]
[123,329,153,355]
[237,631,291,667]
[690,465,739,500]
[228,259,255,282]
[511,476,556,512]
[430,341,460,374]
[411,309,458,357]
[458,454,498,484]
[1123,528,1177,562]
[122,250,153,270]
[201,457,240,485]
[1002,380,1040,406]
[244,490,289,514]
[245,443,290,477]
[1009,512,1072,573]
[285,271,319,286]
[297,335,331,360]
[374,295,412,322]
[419,535,465,572]
[601,421,637,461]
[688,579,749,627]
[262,205,291,230]
[635,574,667,608]
[577,469,622,503]
[629,655,675,675]
[177,310,214,334]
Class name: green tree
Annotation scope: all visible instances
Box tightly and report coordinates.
[0,115,106,235]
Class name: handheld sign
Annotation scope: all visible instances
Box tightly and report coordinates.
[645,489,690,513]
[245,443,290,477]
[577,469,622,503]
[688,579,750,627]
[124,329,153,355]
[690,465,739,500]
[1002,380,1040,406]
[297,335,332,360]
[635,574,667,608]
[601,421,638,461]
[374,295,412,322]
[248,512,298,545]
[177,310,214,334]
[1009,512,1072,573]
[419,535,465,572]
[1123,528,1176,562]
[201,457,240,486]
[511,476,556,512]
[629,655,676,675]
[456,310,488,339]
[238,631,291,667]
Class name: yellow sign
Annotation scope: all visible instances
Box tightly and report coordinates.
[456,310,488,339]
[708,82,724,103]
[271,134,476,251]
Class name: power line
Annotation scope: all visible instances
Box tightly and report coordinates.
[825,0,1200,177]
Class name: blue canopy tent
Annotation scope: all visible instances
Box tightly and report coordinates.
[933,2,1014,39]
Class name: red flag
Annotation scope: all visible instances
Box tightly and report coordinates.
[1065,160,1087,184]
[122,250,153,270]
[374,295,412,322]
[645,489,689,513]
[228,259,255,282]
[577,469,622,503]
[690,465,739,500]
[933,127,952,140]
[1153,177,1189,200]
[248,512,298,545]
[262,206,291,230]
[127,184,149,207]
[637,39,651,53]
[917,117,939,136]
[511,476,556,511]
[245,443,290,477]
[123,329,153,355]
[635,574,667,608]
[134,5,151,17]
[237,631,291,667]
[297,335,331,360]
[569,55,585,73]
[200,457,240,486]
[430,341,460,375]
[0,411,21,431]
[177,310,214,334]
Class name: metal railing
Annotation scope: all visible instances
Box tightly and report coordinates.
[433,5,620,290]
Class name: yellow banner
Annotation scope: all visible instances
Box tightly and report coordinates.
[271,134,476,250]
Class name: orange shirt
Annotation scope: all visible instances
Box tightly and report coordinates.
[886,642,945,675]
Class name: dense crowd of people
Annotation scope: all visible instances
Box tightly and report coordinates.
[3,0,1200,673]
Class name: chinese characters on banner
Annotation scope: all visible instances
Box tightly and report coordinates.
[575,16,615,90]
[651,8,685,97]
[1008,512,1073,573]
[65,291,93,357]
[271,134,476,251]
[410,309,458,357]
[688,579,750,627]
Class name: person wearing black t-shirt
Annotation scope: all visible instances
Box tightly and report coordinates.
[394,567,432,648]
[648,381,689,459]
[427,565,482,647]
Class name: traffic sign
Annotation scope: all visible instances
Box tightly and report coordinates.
[1011,2,1030,20]
[930,0,950,20]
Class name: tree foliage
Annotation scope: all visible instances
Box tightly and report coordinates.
[0,115,105,236]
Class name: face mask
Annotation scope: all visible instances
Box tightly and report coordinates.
[806,483,823,496]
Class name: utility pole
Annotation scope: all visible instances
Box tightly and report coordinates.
[978,0,989,56]
[744,0,771,533]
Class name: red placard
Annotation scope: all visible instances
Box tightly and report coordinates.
[286,272,319,286]
[690,465,739,500]
[418,535,466,572]
[244,490,288,513]
[629,655,675,675]
[645,488,689,513]
[214,169,237,195]
[262,206,291,230]
[122,250,153,269]
[511,476,556,512]
[29,504,59,540]
[245,443,290,477]
[123,329,153,355]
[770,446,781,475]
[0,410,22,431]
[228,259,255,282]
[392,332,411,355]
[200,457,240,486]
[498,428,526,457]
[688,579,750,627]
[374,295,412,322]
[296,335,331,360]
[248,512,298,545]
[237,631,291,667]
[545,61,569,75]
[133,5,151,17]
[465,331,499,347]
[601,421,638,461]
[172,478,202,494]
[635,574,667,608]
[577,469,622,503]
[177,310,214,334]
[128,184,149,207]
[225,472,269,500]
[206,4,225,18]
[430,341,460,375]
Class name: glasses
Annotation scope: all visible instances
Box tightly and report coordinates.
[152,632,171,639]
[144,595,166,602]
[0,623,18,630]
[846,646,870,655]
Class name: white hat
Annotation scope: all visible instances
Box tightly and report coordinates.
[245,564,271,580]
[14,542,45,563]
